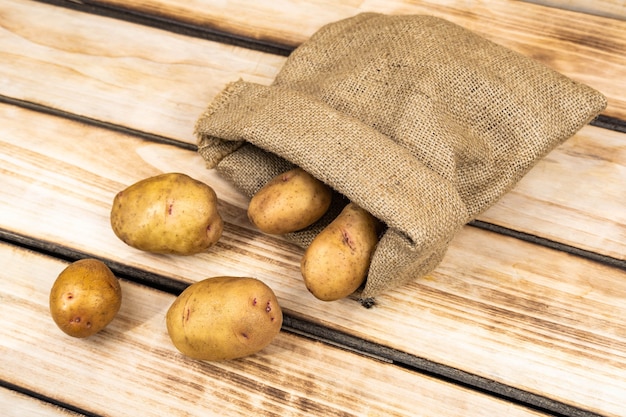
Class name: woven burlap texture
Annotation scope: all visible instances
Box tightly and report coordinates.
[195,13,607,299]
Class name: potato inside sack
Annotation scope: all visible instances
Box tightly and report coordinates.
[247,167,332,235]
[196,13,607,299]
[110,173,223,255]
[166,276,283,361]
[49,259,122,338]
[301,203,380,301]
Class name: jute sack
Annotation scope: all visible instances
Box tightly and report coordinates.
[195,13,607,300]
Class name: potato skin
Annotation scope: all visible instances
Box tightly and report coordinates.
[166,276,283,361]
[247,168,332,235]
[301,203,379,301]
[110,173,223,255]
[49,259,122,338]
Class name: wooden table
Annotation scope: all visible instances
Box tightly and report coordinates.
[1,1,625,416]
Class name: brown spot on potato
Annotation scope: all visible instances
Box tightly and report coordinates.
[341,229,356,251]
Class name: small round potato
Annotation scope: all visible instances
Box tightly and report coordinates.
[247,167,332,235]
[110,173,223,255]
[166,276,283,361]
[49,259,122,338]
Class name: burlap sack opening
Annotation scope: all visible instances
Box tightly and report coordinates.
[195,13,607,300]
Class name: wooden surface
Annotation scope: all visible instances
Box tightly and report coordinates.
[525,0,626,20]
[70,0,626,120]
[1,1,625,416]
[2,242,553,417]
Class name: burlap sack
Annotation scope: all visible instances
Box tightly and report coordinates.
[195,13,606,300]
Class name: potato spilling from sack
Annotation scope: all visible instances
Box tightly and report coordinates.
[247,167,332,235]
[110,173,223,255]
[49,259,122,338]
[301,203,380,301]
[166,276,283,361]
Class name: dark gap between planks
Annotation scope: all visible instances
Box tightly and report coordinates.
[33,0,294,56]
[0,230,606,417]
[0,95,197,152]
[470,220,626,271]
[0,380,98,417]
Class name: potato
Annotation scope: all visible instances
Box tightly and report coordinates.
[300,203,379,301]
[166,276,283,361]
[49,259,122,338]
[110,173,223,255]
[247,167,332,235]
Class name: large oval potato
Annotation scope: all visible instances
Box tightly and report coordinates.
[49,259,122,338]
[166,276,283,361]
[110,173,223,255]
[301,203,380,301]
[247,167,332,235]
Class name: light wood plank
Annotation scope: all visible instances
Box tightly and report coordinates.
[78,0,626,119]
[523,0,626,20]
[1,0,624,261]
[0,387,81,417]
[1,103,626,415]
[480,125,626,260]
[0,242,549,417]
[0,0,284,143]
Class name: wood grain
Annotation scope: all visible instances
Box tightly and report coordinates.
[79,0,626,119]
[0,242,550,417]
[0,0,284,143]
[1,0,624,261]
[523,0,626,20]
[1,103,626,416]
